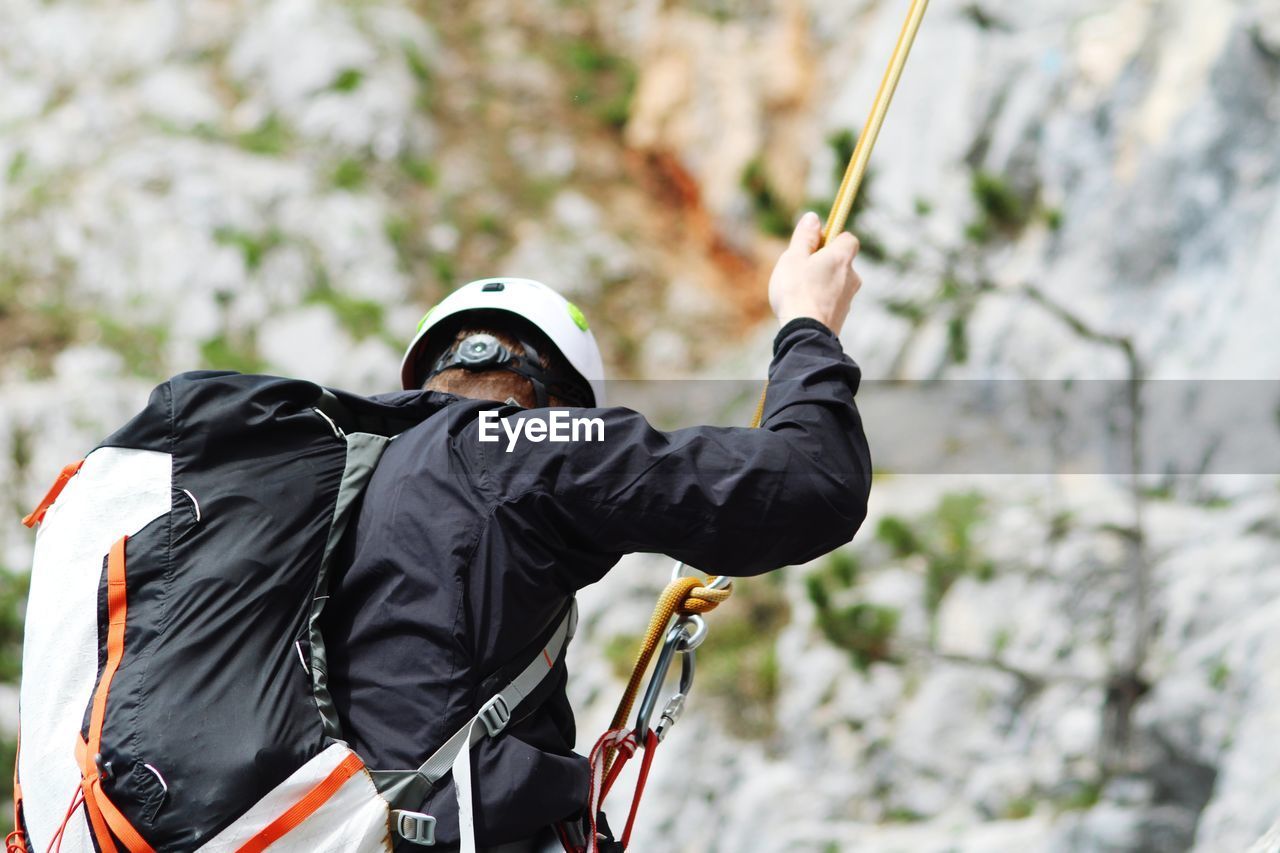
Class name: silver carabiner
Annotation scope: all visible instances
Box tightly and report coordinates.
[634,618,699,741]
[670,560,733,592]
[674,613,707,652]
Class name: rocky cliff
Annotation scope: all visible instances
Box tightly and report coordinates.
[2,0,1278,850]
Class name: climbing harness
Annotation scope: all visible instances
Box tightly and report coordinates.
[588,1,932,849]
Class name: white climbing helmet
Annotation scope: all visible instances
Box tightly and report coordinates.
[400,277,606,406]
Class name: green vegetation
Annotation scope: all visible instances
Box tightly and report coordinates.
[696,578,790,739]
[877,491,994,619]
[429,253,456,288]
[1055,779,1103,813]
[94,313,170,378]
[992,627,1012,656]
[214,227,284,272]
[558,37,636,131]
[7,150,29,183]
[403,40,432,84]
[0,567,28,803]
[741,158,793,238]
[818,602,900,672]
[1209,659,1231,690]
[0,571,29,683]
[604,632,641,681]
[473,211,505,238]
[384,216,415,271]
[806,550,900,671]
[403,40,435,113]
[960,4,1009,31]
[941,272,981,363]
[1048,510,1075,543]
[946,311,970,364]
[10,425,33,479]
[236,114,292,156]
[331,158,367,192]
[965,170,1034,244]
[883,297,928,325]
[1002,796,1037,820]
[0,734,14,804]
[399,155,437,187]
[199,331,266,374]
[307,281,387,341]
[0,267,80,378]
[329,68,364,93]
[687,0,736,22]
[965,171,1062,245]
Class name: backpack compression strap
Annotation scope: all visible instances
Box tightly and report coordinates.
[385,600,578,849]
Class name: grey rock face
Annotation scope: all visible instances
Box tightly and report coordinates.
[3,1,1279,852]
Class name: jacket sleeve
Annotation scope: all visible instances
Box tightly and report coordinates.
[463,319,872,577]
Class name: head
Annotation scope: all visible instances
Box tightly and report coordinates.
[400,278,605,408]
[419,312,588,409]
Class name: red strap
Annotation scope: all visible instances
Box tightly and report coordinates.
[10,733,26,853]
[586,728,657,851]
[234,753,365,853]
[620,730,659,848]
[22,460,84,528]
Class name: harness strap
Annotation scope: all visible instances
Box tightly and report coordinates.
[393,601,578,849]
[619,731,659,848]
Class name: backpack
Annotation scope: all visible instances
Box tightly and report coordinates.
[13,371,575,853]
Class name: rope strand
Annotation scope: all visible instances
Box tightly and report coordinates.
[601,576,730,777]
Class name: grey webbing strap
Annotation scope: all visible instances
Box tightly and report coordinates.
[399,601,578,848]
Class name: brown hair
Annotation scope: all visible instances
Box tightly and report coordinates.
[420,312,584,408]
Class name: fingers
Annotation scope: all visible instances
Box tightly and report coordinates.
[813,231,860,273]
[828,231,860,262]
[789,211,822,253]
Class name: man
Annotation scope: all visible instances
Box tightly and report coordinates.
[323,211,871,851]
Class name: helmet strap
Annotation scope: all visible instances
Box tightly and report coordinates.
[425,332,589,408]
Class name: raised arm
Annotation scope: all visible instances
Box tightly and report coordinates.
[465,213,871,577]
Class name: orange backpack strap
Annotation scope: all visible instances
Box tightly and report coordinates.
[21,460,84,528]
[234,753,365,853]
[75,537,154,853]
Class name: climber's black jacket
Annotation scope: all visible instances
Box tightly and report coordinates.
[322,319,871,848]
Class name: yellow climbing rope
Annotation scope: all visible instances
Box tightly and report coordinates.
[751,0,932,440]
[824,0,932,243]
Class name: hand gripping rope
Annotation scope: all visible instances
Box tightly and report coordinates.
[584,2,931,850]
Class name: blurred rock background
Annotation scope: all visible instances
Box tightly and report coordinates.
[2,0,1279,850]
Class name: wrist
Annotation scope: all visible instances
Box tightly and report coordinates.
[777,308,836,331]
[773,318,839,356]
